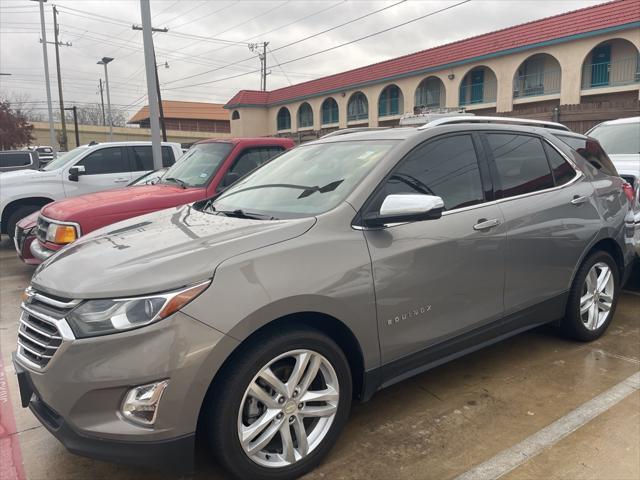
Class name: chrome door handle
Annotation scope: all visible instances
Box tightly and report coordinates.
[114,178,129,183]
[571,195,588,205]
[473,218,500,231]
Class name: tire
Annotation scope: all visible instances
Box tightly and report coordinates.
[5,205,40,239]
[206,327,352,480]
[561,250,620,341]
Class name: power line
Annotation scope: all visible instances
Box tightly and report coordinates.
[163,0,471,91]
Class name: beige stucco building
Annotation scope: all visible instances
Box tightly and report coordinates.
[225,0,640,137]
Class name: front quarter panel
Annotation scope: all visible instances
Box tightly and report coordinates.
[182,202,380,370]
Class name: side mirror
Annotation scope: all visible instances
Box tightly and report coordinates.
[364,194,445,227]
[217,171,241,191]
[68,165,86,181]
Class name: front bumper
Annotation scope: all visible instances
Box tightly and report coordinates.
[14,354,195,473]
[13,310,239,473]
[14,226,40,265]
[30,239,56,262]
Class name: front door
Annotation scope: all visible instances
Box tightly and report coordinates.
[63,146,132,196]
[591,44,611,87]
[363,133,505,366]
[470,69,485,103]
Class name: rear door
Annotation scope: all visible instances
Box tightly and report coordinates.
[482,132,600,327]
[363,133,506,366]
[63,146,132,196]
[128,145,176,179]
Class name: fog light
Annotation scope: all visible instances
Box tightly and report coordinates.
[121,380,169,426]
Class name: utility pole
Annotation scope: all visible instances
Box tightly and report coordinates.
[52,5,71,151]
[32,0,55,150]
[64,106,79,147]
[98,78,106,126]
[139,0,162,169]
[249,42,269,91]
[132,24,168,143]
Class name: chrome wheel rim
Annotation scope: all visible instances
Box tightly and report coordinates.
[237,349,339,468]
[580,262,614,331]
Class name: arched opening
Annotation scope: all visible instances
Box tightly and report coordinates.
[415,77,445,109]
[347,92,368,122]
[231,110,240,120]
[277,107,291,131]
[459,66,497,106]
[321,98,339,125]
[378,84,404,117]
[297,102,313,128]
[581,38,640,89]
[513,54,562,98]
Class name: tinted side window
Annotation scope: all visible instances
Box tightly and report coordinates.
[77,147,127,175]
[375,135,484,211]
[230,147,284,178]
[129,146,154,171]
[0,152,32,168]
[543,142,575,186]
[487,134,554,199]
[162,146,175,167]
[554,134,618,176]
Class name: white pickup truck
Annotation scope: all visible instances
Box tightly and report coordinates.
[0,141,183,238]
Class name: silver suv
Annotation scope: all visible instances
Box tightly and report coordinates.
[14,118,635,480]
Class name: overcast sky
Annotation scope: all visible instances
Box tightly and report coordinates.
[0,0,604,119]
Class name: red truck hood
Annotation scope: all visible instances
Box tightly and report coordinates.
[41,184,205,233]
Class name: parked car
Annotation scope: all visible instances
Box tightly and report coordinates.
[0,150,40,173]
[14,138,294,264]
[27,145,55,165]
[587,116,640,258]
[14,118,634,480]
[0,141,182,239]
[13,168,169,265]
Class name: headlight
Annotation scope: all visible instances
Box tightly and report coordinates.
[66,281,210,338]
[46,222,79,244]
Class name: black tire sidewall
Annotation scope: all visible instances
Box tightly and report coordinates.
[207,328,352,480]
[6,205,39,239]
[565,251,619,341]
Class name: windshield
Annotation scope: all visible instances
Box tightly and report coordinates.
[43,146,89,171]
[161,142,233,188]
[212,140,397,218]
[588,122,640,155]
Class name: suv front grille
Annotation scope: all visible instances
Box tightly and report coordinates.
[36,216,49,243]
[17,289,78,369]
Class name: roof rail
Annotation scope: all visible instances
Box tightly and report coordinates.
[417,116,570,132]
[321,127,389,139]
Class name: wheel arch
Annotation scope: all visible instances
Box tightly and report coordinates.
[572,236,626,287]
[1,197,53,234]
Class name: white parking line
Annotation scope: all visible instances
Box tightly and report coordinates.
[454,371,640,480]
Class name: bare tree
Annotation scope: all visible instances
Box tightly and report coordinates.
[70,103,127,127]
[0,91,44,122]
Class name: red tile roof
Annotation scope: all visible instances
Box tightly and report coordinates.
[225,0,640,108]
[129,100,229,123]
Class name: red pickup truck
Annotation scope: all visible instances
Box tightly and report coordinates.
[15,137,295,264]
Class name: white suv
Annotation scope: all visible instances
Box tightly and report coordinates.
[0,141,182,237]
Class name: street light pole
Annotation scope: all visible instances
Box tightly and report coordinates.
[33,0,56,150]
[98,78,106,126]
[97,57,114,141]
[140,0,162,169]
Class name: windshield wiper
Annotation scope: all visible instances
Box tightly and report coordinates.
[220,180,345,199]
[214,209,277,220]
[164,177,188,189]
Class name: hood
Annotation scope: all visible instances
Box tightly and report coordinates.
[0,168,59,183]
[41,184,203,230]
[31,204,316,299]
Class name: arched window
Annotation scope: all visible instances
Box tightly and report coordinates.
[347,92,368,122]
[321,98,339,125]
[581,39,639,89]
[297,103,313,128]
[459,66,497,106]
[277,107,291,131]
[415,77,445,108]
[378,85,403,117]
[231,110,240,120]
[513,54,561,98]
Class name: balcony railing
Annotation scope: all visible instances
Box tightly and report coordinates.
[513,69,561,98]
[582,57,640,89]
[459,80,497,106]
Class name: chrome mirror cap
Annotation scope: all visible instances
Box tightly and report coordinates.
[380,194,444,216]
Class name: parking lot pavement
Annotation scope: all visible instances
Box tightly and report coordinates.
[0,237,638,480]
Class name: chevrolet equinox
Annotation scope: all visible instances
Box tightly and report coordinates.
[14,117,635,480]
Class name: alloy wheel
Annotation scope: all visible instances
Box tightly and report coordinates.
[580,261,615,331]
[237,349,339,468]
